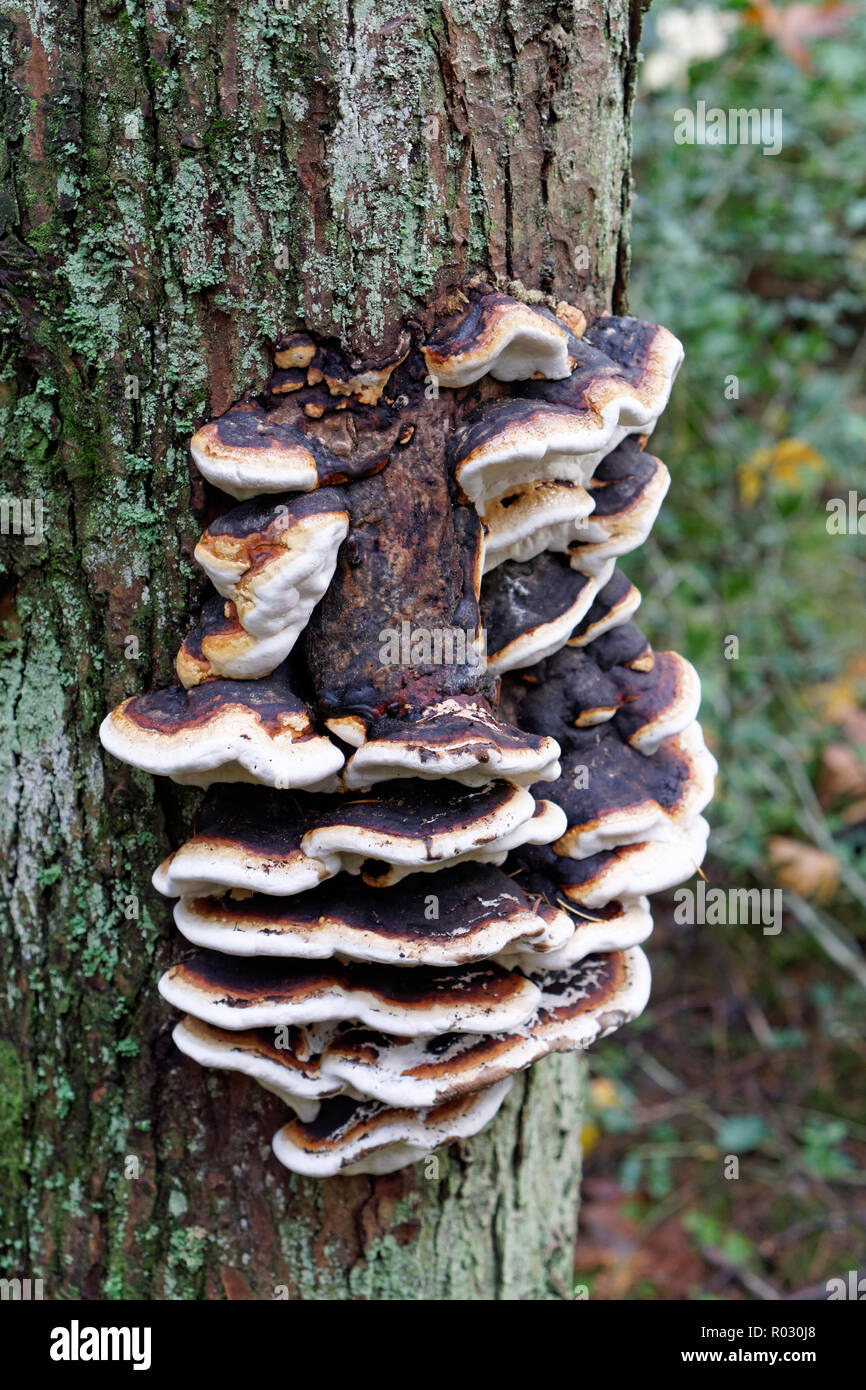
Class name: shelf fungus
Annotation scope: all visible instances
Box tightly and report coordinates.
[101,287,712,1176]
[189,403,387,500]
[517,817,712,910]
[171,862,576,966]
[422,294,579,388]
[271,1084,515,1177]
[176,593,302,685]
[194,490,349,632]
[159,952,545,1036]
[566,569,643,648]
[514,634,702,754]
[339,696,562,790]
[171,946,649,1118]
[151,781,566,898]
[480,437,668,576]
[481,552,607,674]
[100,664,344,790]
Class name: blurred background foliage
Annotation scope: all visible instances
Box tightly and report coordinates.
[577,0,866,1299]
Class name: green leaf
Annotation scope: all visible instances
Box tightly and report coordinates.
[714,1114,769,1154]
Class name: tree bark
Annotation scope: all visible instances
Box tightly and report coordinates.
[0,0,642,1299]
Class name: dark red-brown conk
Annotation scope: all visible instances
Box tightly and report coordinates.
[100,289,713,1176]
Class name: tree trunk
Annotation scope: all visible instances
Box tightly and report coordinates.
[0,0,642,1299]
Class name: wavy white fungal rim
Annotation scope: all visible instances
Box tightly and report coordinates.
[625,653,702,755]
[486,567,613,677]
[195,513,349,640]
[99,705,345,791]
[561,816,712,908]
[300,782,539,868]
[481,480,597,573]
[186,623,304,684]
[568,459,671,577]
[172,892,574,965]
[316,947,653,1111]
[341,705,562,790]
[456,415,636,509]
[159,964,542,1036]
[171,946,651,1118]
[361,800,568,885]
[271,1079,515,1177]
[189,434,320,500]
[503,897,654,970]
[557,723,717,859]
[423,301,574,388]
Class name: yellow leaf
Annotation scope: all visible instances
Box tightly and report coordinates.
[773,437,826,471]
[807,655,866,722]
[581,1121,600,1155]
[738,437,826,504]
[738,462,763,506]
[589,1077,622,1110]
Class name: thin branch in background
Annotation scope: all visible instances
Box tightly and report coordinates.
[786,891,866,994]
[769,724,866,915]
[703,1246,782,1300]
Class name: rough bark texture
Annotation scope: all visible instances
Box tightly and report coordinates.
[0,0,641,1299]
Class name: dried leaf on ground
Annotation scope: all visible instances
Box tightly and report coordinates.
[766,835,840,900]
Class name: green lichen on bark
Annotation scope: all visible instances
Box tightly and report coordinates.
[0,0,639,1298]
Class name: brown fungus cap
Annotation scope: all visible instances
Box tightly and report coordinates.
[480,551,604,675]
[340,695,561,790]
[515,817,711,909]
[451,399,623,510]
[190,402,384,501]
[514,636,701,753]
[271,1080,514,1177]
[172,861,574,967]
[318,360,403,406]
[172,1015,327,1120]
[518,314,683,424]
[542,722,716,859]
[152,786,334,899]
[569,614,652,667]
[422,293,576,388]
[158,950,542,1036]
[267,367,307,396]
[171,944,649,1118]
[567,439,670,577]
[274,333,317,371]
[193,488,349,640]
[566,569,643,648]
[100,663,344,791]
[450,315,682,510]
[603,651,699,752]
[478,438,668,577]
[152,779,564,898]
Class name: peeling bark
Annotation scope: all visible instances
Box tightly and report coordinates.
[0,0,640,1299]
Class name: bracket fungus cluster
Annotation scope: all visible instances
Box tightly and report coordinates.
[101,288,713,1177]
